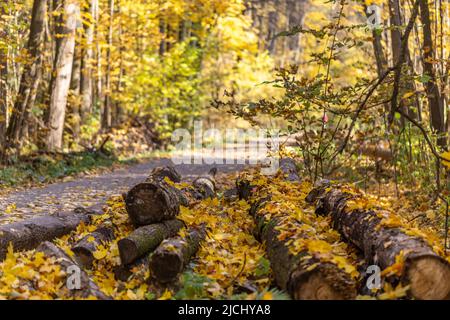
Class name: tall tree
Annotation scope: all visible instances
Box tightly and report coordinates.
[419,0,445,147]
[3,0,47,158]
[80,0,96,120]
[388,0,420,121]
[45,0,78,151]
[0,3,8,147]
[102,0,114,129]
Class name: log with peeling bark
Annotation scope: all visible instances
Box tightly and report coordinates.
[307,183,450,300]
[0,208,98,261]
[125,167,216,226]
[37,241,110,300]
[149,224,207,283]
[237,158,357,300]
[118,219,184,265]
[72,221,115,268]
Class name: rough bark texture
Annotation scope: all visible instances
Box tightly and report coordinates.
[46,0,78,151]
[307,184,450,300]
[37,241,109,299]
[118,219,184,265]
[0,209,97,261]
[237,158,357,299]
[250,198,356,300]
[419,0,445,143]
[125,167,215,226]
[4,0,46,155]
[80,0,96,119]
[72,222,115,268]
[149,224,207,283]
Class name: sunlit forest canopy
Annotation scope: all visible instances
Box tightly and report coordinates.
[1,0,450,190]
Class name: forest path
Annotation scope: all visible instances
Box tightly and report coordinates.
[0,157,246,226]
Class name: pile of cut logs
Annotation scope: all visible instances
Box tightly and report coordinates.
[0,159,449,300]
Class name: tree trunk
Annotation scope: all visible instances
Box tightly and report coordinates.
[71,222,115,268]
[0,209,97,261]
[149,224,207,283]
[102,0,114,130]
[388,0,420,120]
[125,167,215,226]
[80,0,96,120]
[37,241,110,299]
[69,14,82,141]
[364,4,388,77]
[118,219,184,265]
[0,3,7,148]
[45,0,78,151]
[3,0,46,157]
[237,158,357,300]
[307,183,450,300]
[419,0,446,147]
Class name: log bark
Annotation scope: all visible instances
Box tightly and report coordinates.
[237,158,357,300]
[72,222,115,268]
[146,166,182,183]
[125,167,215,226]
[149,224,207,283]
[118,219,184,265]
[0,209,97,261]
[307,184,450,300]
[37,241,110,299]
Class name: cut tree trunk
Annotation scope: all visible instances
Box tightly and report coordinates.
[125,167,215,226]
[37,241,109,299]
[118,219,184,265]
[237,158,357,300]
[0,209,97,261]
[307,184,450,300]
[72,222,115,268]
[149,224,207,283]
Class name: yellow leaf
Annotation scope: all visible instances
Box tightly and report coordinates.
[158,289,172,300]
[92,247,107,260]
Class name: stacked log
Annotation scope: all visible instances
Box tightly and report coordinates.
[307,183,450,300]
[149,224,207,283]
[118,219,185,265]
[72,221,115,268]
[237,158,357,299]
[118,167,216,266]
[125,167,216,226]
[0,208,98,261]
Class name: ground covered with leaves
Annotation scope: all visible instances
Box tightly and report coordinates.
[0,168,448,300]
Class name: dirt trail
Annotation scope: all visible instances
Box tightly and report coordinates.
[0,158,246,225]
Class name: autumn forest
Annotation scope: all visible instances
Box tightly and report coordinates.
[0,0,449,303]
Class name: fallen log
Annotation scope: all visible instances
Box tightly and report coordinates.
[0,208,97,261]
[149,224,207,283]
[72,221,115,269]
[237,158,357,300]
[125,167,216,226]
[146,166,182,183]
[118,219,184,265]
[37,241,110,300]
[307,184,450,300]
